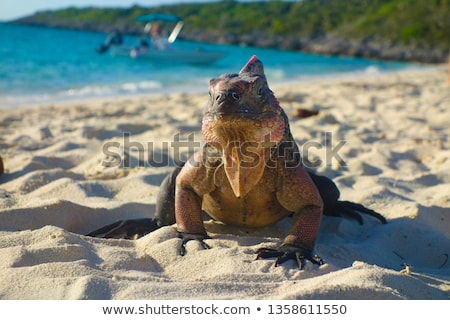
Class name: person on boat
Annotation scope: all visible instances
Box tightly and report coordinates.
[150,23,170,50]
[97,29,123,53]
[130,40,149,58]
[107,30,123,47]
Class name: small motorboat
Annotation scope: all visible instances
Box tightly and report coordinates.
[97,13,226,65]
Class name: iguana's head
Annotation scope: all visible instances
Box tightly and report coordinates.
[202,55,286,198]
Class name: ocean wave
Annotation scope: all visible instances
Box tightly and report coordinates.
[119,81,163,92]
[364,65,381,74]
[0,80,164,108]
[63,80,163,97]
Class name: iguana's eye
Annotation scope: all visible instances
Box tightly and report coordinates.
[256,82,266,98]
[253,77,269,98]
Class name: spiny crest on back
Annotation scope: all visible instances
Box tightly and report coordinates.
[209,55,267,88]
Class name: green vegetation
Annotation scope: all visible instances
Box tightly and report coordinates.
[337,0,450,48]
[18,0,450,50]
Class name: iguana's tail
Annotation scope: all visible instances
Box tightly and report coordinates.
[86,218,159,239]
[328,200,387,225]
[307,170,386,225]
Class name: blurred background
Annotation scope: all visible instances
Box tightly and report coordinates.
[1,0,448,107]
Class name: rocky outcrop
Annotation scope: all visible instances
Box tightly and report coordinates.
[290,36,448,64]
[181,30,448,63]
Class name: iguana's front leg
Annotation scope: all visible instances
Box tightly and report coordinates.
[257,165,324,269]
[257,205,324,268]
[174,157,215,255]
[175,186,210,255]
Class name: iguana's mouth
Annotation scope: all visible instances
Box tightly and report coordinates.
[204,109,284,130]
[213,109,262,115]
[202,112,285,198]
[202,111,285,150]
[208,109,274,121]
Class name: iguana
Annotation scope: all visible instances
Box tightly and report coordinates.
[88,55,386,268]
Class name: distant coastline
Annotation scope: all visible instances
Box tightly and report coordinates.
[182,30,448,64]
[10,1,450,64]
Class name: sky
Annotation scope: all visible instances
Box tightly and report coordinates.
[0,0,220,21]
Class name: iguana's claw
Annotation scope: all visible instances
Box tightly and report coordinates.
[86,218,159,239]
[177,232,211,256]
[256,244,324,269]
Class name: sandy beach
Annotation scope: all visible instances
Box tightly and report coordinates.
[0,67,449,299]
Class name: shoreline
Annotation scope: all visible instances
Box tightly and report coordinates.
[0,66,449,299]
[9,21,448,64]
[1,64,443,110]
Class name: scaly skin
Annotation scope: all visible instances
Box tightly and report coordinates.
[175,56,324,267]
[87,55,386,269]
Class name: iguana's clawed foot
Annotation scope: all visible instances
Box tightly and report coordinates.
[256,244,324,269]
[86,218,159,239]
[177,232,211,256]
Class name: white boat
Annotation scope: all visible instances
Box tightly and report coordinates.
[97,13,226,65]
[109,44,225,65]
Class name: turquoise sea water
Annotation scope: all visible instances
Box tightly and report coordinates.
[0,23,417,108]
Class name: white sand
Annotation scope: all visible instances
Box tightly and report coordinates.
[0,67,449,299]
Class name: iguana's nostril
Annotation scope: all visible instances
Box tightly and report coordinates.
[216,91,240,103]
